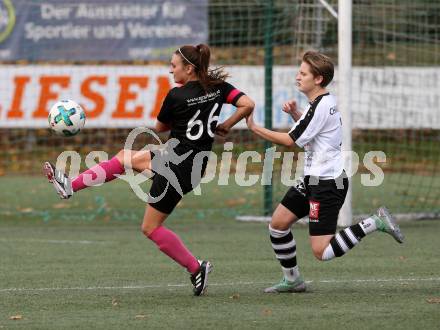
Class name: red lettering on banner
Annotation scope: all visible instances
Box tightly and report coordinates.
[7,76,31,118]
[112,76,148,118]
[1,72,170,123]
[150,76,171,118]
[81,76,107,118]
[33,76,70,118]
[309,200,320,222]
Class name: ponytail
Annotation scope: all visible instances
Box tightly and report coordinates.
[176,44,229,92]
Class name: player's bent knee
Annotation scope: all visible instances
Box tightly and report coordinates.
[115,149,139,168]
[270,217,292,231]
[141,223,152,237]
[141,222,160,237]
[269,221,285,231]
[312,247,325,261]
[115,149,126,163]
[141,225,150,237]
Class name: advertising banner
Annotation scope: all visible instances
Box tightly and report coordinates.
[0,0,208,61]
[0,65,438,129]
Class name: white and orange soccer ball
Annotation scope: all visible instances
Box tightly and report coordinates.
[48,100,86,136]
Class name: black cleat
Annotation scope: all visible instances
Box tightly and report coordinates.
[43,162,73,199]
[190,260,213,296]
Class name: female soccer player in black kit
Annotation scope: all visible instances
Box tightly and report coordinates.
[44,44,255,296]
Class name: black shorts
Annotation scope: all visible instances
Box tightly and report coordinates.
[148,171,183,214]
[281,173,349,236]
[148,146,208,214]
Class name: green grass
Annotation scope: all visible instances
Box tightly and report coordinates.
[1,172,440,221]
[0,216,439,329]
[1,176,440,329]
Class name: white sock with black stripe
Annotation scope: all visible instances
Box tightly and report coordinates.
[358,216,378,235]
[269,225,300,282]
[321,222,368,261]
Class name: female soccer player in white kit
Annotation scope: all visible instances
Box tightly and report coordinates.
[246,51,404,293]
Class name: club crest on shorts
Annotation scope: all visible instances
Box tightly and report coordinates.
[309,200,320,222]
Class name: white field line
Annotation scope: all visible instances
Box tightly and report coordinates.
[1,277,439,293]
[0,238,112,245]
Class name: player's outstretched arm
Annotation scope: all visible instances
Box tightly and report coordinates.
[216,95,255,137]
[246,111,295,147]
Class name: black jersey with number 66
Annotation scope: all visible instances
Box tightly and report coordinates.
[157,81,244,151]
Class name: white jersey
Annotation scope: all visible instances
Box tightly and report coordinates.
[288,93,344,179]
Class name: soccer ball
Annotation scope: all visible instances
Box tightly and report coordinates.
[48,100,86,136]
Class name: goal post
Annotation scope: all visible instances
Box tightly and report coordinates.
[263,0,274,216]
[338,0,353,226]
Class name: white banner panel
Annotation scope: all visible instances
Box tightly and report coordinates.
[350,67,440,129]
[0,65,438,129]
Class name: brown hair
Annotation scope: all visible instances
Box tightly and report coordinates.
[302,51,334,87]
[176,44,229,91]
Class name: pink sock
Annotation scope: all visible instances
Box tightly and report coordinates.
[71,156,124,192]
[148,226,200,274]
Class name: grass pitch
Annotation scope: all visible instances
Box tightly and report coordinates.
[0,178,439,329]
